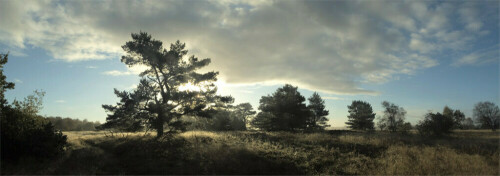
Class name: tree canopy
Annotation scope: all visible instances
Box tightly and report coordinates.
[473,101,500,131]
[100,32,232,138]
[442,106,465,129]
[251,84,311,131]
[416,112,454,136]
[307,92,330,131]
[346,100,375,131]
[377,101,408,132]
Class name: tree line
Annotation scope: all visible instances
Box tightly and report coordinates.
[45,116,101,131]
[99,32,499,138]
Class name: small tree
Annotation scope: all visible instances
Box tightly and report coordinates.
[306,92,330,131]
[378,101,407,132]
[233,103,256,129]
[473,101,500,131]
[346,100,375,131]
[251,84,310,131]
[100,32,232,138]
[416,112,454,136]
[442,106,465,129]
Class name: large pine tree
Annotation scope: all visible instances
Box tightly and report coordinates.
[101,32,232,138]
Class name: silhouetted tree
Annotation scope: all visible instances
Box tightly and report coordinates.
[251,112,274,131]
[473,101,500,131]
[233,103,256,129]
[251,84,310,131]
[306,92,329,131]
[0,53,14,108]
[1,55,67,161]
[416,112,454,136]
[208,110,246,131]
[101,32,232,138]
[378,101,407,132]
[442,106,465,129]
[346,100,375,131]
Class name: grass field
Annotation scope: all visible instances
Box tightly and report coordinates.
[3,130,499,175]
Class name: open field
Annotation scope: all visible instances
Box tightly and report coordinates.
[2,130,499,175]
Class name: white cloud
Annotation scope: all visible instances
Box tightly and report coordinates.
[102,64,148,76]
[14,79,22,83]
[86,66,97,69]
[453,45,499,66]
[102,70,133,76]
[323,97,345,100]
[0,0,497,94]
[55,100,66,103]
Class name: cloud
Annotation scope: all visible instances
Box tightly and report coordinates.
[102,70,133,76]
[102,64,148,76]
[323,97,345,101]
[14,79,22,83]
[55,100,66,103]
[0,0,497,94]
[86,66,97,69]
[453,45,499,66]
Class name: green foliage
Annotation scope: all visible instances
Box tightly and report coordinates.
[101,32,232,138]
[442,106,465,129]
[306,92,330,131]
[252,84,311,131]
[416,112,454,136]
[46,116,101,131]
[346,100,375,131]
[11,90,45,115]
[1,107,67,161]
[473,101,500,131]
[185,112,246,131]
[377,101,407,133]
[0,55,67,163]
[233,103,256,129]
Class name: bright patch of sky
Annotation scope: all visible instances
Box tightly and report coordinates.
[1,0,498,127]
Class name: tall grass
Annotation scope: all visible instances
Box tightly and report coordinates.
[3,130,498,175]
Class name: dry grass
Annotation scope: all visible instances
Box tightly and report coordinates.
[4,130,499,175]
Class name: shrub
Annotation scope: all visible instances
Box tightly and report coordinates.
[416,112,454,136]
[1,107,67,161]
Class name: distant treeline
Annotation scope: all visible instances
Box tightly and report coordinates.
[45,116,101,131]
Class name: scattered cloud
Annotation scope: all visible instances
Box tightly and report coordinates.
[55,100,66,103]
[102,65,148,76]
[14,78,22,83]
[453,45,499,67]
[102,70,133,76]
[86,66,97,69]
[323,97,345,101]
[0,0,497,94]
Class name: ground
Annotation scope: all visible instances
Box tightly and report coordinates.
[2,130,499,175]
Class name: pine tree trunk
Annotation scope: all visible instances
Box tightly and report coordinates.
[156,115,164,139]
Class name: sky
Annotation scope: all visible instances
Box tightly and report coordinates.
[1,0,498,127]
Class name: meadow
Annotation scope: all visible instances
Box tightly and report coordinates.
[2,130,499,175]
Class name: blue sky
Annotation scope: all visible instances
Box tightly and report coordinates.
[1,0,498,127]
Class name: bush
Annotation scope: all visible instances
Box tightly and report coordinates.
[184,110,246,131]
[1,106,67,161]
[416,112,454,136]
